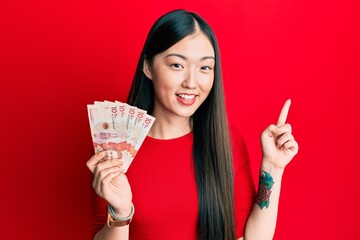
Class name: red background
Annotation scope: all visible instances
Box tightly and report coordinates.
[1,0,359,239]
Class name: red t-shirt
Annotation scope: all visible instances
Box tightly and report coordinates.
[91,128,255,239]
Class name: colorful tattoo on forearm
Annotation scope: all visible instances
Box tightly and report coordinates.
[255,170,274,209]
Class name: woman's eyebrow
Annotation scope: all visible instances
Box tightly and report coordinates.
[165,53,187,60]
[165,53,215,61]
[201,56,215,61]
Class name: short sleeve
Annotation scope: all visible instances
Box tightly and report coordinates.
[230,127,256,239]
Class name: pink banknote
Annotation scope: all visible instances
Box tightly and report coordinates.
[87,101,155,172]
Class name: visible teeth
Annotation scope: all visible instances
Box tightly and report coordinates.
[178,94,195,100]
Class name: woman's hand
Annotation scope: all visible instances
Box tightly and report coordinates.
[260,99,299,170]
[86,151,133,217]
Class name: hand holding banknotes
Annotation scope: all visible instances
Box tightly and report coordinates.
[86,100,156,217]
[87,151,133,217]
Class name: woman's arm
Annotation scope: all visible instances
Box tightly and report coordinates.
[244,100,298,240]
[94,224,130,240]
[244,163,284,240]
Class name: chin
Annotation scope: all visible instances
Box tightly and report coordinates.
[176,108,198,118]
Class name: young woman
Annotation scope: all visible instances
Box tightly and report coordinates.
[86,9,298,240]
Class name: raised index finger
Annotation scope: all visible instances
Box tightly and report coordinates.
[277,99,291,126]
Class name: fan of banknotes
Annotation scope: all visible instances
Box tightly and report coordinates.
[87,101,156,173]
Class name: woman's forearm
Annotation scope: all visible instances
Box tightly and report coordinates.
[94,224,129,240]
[244,160,284,240]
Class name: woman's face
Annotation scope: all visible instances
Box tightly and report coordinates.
[144,32,215,121]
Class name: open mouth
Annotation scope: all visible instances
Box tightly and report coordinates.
[176,94,196,100]
[176,93,197,105]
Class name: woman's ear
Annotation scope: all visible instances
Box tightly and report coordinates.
[143,60,152,80]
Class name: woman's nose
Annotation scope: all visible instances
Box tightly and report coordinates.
[182,69,197,89]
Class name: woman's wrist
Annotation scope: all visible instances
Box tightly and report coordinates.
[261,159,284,180]
[107,203,135,228]
[261,157,284,172]
[112,204,133,218]
[109,203,134,220]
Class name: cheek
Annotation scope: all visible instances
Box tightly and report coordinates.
[152,70,183,91]
[199,74,215,93]
[152,74,176,100]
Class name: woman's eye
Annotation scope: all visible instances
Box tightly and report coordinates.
[171,63,183,69]
[201,66,213,71]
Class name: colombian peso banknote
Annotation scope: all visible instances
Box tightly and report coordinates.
[87,101,155,172]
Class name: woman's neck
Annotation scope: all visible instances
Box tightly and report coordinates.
[148,110,192,140]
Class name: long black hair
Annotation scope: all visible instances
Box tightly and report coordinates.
[127,9,235,240]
